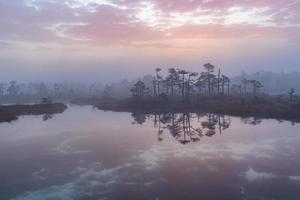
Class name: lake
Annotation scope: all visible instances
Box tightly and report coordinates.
[1,105,300,200]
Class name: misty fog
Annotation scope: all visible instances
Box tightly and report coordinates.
[1,70,299,105]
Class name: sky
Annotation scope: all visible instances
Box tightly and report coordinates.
[0,0,300,83]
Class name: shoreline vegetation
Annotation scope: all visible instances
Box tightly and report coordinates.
[0,103,67,123]
[70,96,300,122]
[1,64,300,123]
[72,63,300,122]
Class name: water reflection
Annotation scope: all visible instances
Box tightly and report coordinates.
[240,117,263,125]
[42,114,53,121]
[1,106,300,200]
[132,112,231,144]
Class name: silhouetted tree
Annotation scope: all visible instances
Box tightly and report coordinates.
[131,80,146,99]
[241,78,248,95]
[231,84,242,95]
[102,84,113,100]
[196,72,208,96]
[34,83,48,97]
[7,81,19,97]
[40,97,52,104]
[288,88,296,102]
[221,75,230,95]
[249,80,263,95]
[154,68,162,96]
[177,69,189,100]
[217,68,221,95]
[0,83,6,97]
[203,63,215,96]
[186,72,198,100]
[166,68,179,97]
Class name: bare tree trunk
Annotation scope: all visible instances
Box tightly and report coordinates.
[182,75,185,100]
[186,76,191,101]
[243,81,247,95]
[218,115,222,134]
[153,80,157,97]
[217,69,221,95]
[157,81,160,96]
[222,82,225,95]
[171,79,174,97]
[208,76,211,96]
[227,82,230,96]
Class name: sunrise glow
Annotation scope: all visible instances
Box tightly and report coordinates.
[0,0,300,81]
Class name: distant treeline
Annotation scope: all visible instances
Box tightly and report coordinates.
[107,69,300,101]
[232,71,300,94]
[130,64,235,100]
[1,67,299,104]
[129,64,298,101]
[0,81,104,104]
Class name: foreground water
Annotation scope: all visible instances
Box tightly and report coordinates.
[0,105,300,200]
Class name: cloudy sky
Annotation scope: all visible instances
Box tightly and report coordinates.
[0,0,300,82]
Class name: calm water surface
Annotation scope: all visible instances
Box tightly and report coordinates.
[1,105,300,200]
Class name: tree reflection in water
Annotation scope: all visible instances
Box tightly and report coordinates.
[42,114,53,121]
[131,112,231,144]
[131,112,147,125]
[240,117,263,125]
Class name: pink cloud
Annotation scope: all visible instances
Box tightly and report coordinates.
[0,0,299,47]
[169,24,300,40]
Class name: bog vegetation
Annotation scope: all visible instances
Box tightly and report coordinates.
[1,63,300,122]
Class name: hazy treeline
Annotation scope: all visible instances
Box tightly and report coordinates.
[128,68,300,101]
[0,78,150,104]
[232,71,300,94]
[0,81,104,104]
[129,64,265,101]
[117,70,300,99]
[1,68,299,104]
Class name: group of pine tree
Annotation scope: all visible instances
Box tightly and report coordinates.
[130,63,271,101]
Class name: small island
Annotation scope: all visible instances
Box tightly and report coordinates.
[73,64,300,122]
[96,96,300,122]
[0,98,67,122]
